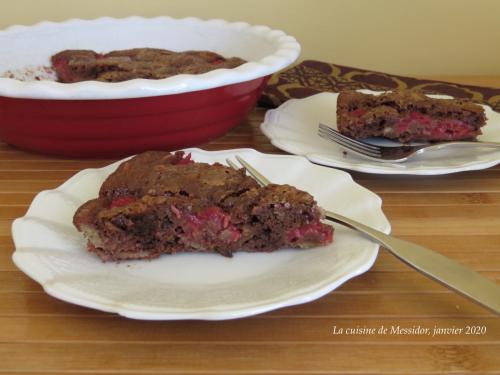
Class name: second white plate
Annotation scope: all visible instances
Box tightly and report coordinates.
[261,91,500,175]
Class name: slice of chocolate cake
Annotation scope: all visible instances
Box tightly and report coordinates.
[51,48,246,83]
[336,90,487,143]
[73,151,333,261]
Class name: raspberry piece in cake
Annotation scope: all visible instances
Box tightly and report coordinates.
[51,50,100,83]
[336,90,487,143]
[73,151,333,261]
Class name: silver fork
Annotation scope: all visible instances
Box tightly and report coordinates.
[226,155,500,314]
[318,123,500,163]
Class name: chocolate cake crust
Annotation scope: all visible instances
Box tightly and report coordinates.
[73,151,333,261]
[51,48,246,83]
[336,90,487,143]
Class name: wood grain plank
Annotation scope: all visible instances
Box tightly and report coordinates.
[265,294,496,318]
[0,244,15,271]
[0,271,42,292]
[0,192,37,205]
[0,206,27,219]
[0,220,13,237]
[353,174,500,193]
[0,292,495,318]
[378,192,500,206]
[0,171,81,180]
[383,206,500,236]
[0,180,64,193]
[0,150,111,162]
[0,343,497,373]
[0,160,113,171]
[0,316,497,344]
[352,167,500,179]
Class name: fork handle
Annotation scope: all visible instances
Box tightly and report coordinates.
[426,141,500,150]
[325,210,500,314]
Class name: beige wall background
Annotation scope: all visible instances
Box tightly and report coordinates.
[1,0,498,76]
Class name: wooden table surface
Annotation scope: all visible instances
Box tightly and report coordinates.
[1,76,499,374]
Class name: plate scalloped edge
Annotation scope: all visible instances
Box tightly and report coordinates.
[12,148,390,320]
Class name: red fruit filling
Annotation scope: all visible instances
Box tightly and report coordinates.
[110,195,136,208]
[196,207,231,228]
[394,112,476,141]
[52,53,100,83]
[350,108,368,117]
[52,57,73,83]
[175,153,193,165]
[180,206,241,245]
[287,221,333,245]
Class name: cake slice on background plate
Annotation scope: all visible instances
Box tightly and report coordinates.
[336,90,487,143]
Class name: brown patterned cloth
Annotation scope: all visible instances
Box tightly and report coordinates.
[259,60,500,112]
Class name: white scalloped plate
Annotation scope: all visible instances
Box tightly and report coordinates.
[12,148,390,320]
[0,16,300,99]
[261,92,500,175]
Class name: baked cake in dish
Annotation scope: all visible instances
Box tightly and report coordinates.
[73,151,333,261]
[52,48,246,83]
[336,90,487,143]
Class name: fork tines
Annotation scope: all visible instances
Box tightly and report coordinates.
[318,123,381,158]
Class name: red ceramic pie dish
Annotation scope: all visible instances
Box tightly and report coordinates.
[0,77,269,157]
[0,17,300,157]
